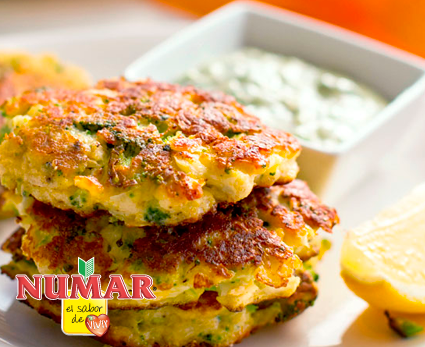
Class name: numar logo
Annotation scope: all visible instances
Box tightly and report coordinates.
[15,257,156,301]
[78,257,95,281]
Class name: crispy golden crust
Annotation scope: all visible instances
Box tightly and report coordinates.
[17,197,302,310]
[21,199,296,276]
[0,78,300,226]
[279,180,340,233]
[132,207,292,273]
[14,180,337,277]
[247,180,339,234]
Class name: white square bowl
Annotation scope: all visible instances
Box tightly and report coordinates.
[125,0,425,203]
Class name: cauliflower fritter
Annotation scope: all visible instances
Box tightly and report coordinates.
[0,51,91,105]
[9,180,337,311]
[2,258,317,347]
[0,78,300,226]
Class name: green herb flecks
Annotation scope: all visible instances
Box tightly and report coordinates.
[69,190,88,209]
[385,311,424,338]
[0,125,11,143]
[144,207,170,225]
[246,304,258,313]
[74,120,116,134]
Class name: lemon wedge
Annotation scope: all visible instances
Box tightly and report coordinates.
[341,183,425,313]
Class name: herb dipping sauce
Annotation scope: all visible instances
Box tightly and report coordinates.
[179,47,388,148]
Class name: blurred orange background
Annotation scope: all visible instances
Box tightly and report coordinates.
[158,0,425,58]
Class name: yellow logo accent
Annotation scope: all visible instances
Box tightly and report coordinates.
[61,291,107,336]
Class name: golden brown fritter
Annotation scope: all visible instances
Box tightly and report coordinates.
[0,51,91,105]
[6,180,337,311]
[245,180,339,234]
[0,78,300,226]
[1,257,317,347]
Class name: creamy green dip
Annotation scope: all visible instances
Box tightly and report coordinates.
[179,47,388,148]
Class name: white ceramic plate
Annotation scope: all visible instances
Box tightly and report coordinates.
[0,18,424,347]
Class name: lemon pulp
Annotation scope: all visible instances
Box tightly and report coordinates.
[341,183,425,313]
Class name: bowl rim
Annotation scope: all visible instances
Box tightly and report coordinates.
[125,0,425,155]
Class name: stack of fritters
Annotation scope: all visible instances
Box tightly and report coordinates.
[0,78,338,347]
